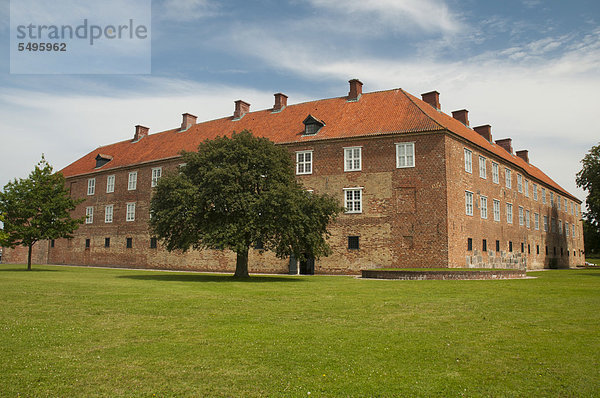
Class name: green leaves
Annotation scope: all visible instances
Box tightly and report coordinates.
[149,131,342,274]
[0,156,84,267]
[577,142,600,230]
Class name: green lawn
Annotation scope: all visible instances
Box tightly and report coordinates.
[586,257,600,266]
[1,265,599,397]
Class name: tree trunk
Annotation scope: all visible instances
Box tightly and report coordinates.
[234,248,250,278]
[27,243,33,271]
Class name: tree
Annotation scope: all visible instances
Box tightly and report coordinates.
[0,156,84,270]
[0,214,8,242]
[150,130,342,278]
[577,142,600,256]
[583,219,600,257]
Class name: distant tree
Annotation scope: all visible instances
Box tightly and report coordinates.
[0,156,84,270]
[150,130,342,278]
[583,219,600,257]
[577,143,600,256]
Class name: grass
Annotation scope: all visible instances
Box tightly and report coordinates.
[585,257,600,266]
[373,267,514,272]
[1,265,599,397]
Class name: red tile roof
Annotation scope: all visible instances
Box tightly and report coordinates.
[60,88,579,202]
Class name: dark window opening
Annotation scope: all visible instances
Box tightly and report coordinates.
[521,242,524,253]
[126,238,133,249]
[105,238,110,248]
[95,153,113,168]
[545,246,548,255]
[85,239,90,248]
[303,114,325,136]
[536,245,540,255]
[348,236,360,250]
[496,240,500,252]
[553,247,556,256]
[567,250,569,257]
[482,239,487,252]
[50,239,55,248]
[467,238,473,251]
[150,237,157,249]
[509,241,513,252]
[574,250,576,257]
[528,244,530,254]
[560,248,563,256]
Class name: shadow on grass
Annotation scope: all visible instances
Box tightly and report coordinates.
[117,273,305,283]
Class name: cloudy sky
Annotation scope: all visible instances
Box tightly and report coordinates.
[0,0,599,205]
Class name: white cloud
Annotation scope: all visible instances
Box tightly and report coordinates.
[158,0,219,21]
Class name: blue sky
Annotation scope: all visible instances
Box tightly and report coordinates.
[0,0,599,204]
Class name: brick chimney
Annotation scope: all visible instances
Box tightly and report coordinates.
[234,100,250,119]
[273,93,288,111]
[495,138,513,154]
[348,79,363,101]
[474,125,492,142]
[421,91,440,110]
[516,150,529,163]
[133,125,149,142]
[181,113,197,131]
[452,109,469,126]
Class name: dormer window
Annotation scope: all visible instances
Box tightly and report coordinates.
[302,115,325,136]
[95,154,113,168]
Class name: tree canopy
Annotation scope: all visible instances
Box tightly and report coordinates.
[0,156,84,270]
[577,142,600,255]
[150,130,342,277]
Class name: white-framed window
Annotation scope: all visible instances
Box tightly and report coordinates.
[87,178,95,195]
[524,180,529,197]
[296,151,313,175]
[533,183,538,201]
[558,196,561,210]
[151,167,162,187]
[542,188,546,204]
[506,203,513,224]
[558,220,563,234]
[552,218,557,233]
[543,215,549,232]
[465,191,474,216]
[344,147,362,172]
[106,175,115,193]
[534,213,540,230]
[526,209,530,229]
[564,198,567,212]
[105,205,113,223]
[493,199,500,222]
[572,223,575,237]
[85,206,94,224]
[517,174,523,193]
[550,192,554,207]
[480,196,488,219]
[126,202,136,222]
[505,168,512,188]
[492,162,499,184]
[128,171,137,190]
[396,142,415,168]
[464,148,472,173]
[344,188,363,214]
[519,206,524,226]
[479,156,486,179]
[566,222,569,237]
[570,201,573,215]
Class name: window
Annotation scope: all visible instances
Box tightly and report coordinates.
[533,184,538,201]
[517,174,523,193]
[564,198,567,212]
[526,210,530,229]
[126,202,136,222]
[565,222,569,237]
[534,213,539,230]
[105,237,110,248]
[528,244,531,254]
[126,237,133,249]
[542,188,546,204]
[570,202,574,215]
[524,180,529,197]
[537,245,540,255]
[85,238,90,248]
[296,151,313,175]
[505,168,512,188]
[479,156,486,178]
[493,199,500,222]
[87,178,95,195]
[467,238,473,251]
[85,206,93,224]
[509,241,513,252]
[506,203,513,224]
[465,191,474,216]
[558,196,561,210]
[128,171,137,190]
[106,175,115,193]
[150,237,158,249]
[492,162,499,184]
[348,236,360,250]
[482,239,487,252]
[51,239,55,248]
[304,123,320,135]
[151,167,162,187]
[543,215,549,232]
[105,205,113,223]
[519,206,524,226]
[344,188,362,214]
[521,242,524,253]
[558,220,562,234]
[552,218,557,233]
[550,192,554,206]
[396,143,415,168]
[480,196,488,219]
[496,240,500,252]
[573,224,575,237]
[344,147,362,172]
[464,148,472,173]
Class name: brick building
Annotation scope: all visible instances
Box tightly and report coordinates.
[3,80,585,273]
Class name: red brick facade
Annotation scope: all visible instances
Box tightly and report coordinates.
[2,82,585,272]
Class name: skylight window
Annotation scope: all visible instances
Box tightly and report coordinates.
[302,115,325,136]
